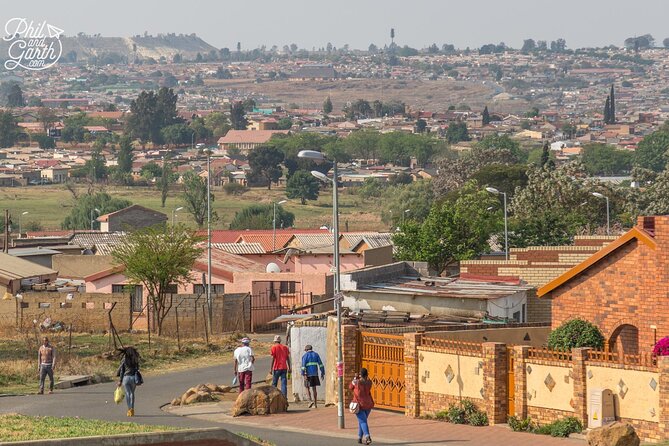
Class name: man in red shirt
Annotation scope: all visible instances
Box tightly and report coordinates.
[270,335,291,397]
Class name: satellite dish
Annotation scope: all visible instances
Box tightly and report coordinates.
[266,263,281,273]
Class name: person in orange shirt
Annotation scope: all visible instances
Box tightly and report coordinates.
[270,335,291,397]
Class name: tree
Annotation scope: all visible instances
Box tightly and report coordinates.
[521,39,536,52]
[276,118,293,130]
[34,133,55,149]
[181,170,217,228]
[393,181,500,275]
[561,123,577,139]
[286,170,320,204]
[547,319,604,351]
[61,192,131,230]
[159,159,174,208]
[323,96,333,114]
[215,67,233,79]
[415,118,427,133]
[664,38,669,49]
[581,143,632,175]
[470,164,528,196]
[117,136,134,174]
[247,146,284,189]
[624,34,654,50]
[85,146,107,181]
[381,180,434,226]
[0,111,20,147]
[229,203,294,230]
[390,28,395,44]
[635,129,669,172]
[160,123,192,146]
[5,83,24,107]
[445,122,470,143]
[141,161,162,180]
[603,96,611,125]
[609,84,615,125]
[482,106,491,125]
[508,211,584,248]
[126,88,180,144]
[204,112,231,138]
[37,107,57,134]
[112,224,203,335]
[540,141,551,168]
[229,101,248,130]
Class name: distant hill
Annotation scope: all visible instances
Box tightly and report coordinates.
[0,33,218,64]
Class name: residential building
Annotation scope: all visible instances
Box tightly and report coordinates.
[216,130,290,154]
[97,205,168,232]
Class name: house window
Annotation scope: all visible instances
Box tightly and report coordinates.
[112,284,143,312]
[279,281,296,295]
[164,284,178,294]
[193,284,225,295]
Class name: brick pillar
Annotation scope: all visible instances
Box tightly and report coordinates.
[571,347,590,425]
[404,332,422,418]
[658,356,669,439]
[483,342,508,425]
[341,324,358,405]
[513,345,530,419]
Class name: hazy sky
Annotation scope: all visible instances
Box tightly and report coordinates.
[3,0,669,50]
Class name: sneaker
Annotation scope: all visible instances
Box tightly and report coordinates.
[358,438,363,444]
[365,436,372,445]
[308,402,315,408]
[37,390,43,395]
[127,409,134,417]
[48,390,53,394]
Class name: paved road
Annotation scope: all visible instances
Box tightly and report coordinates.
[0,356,357,446]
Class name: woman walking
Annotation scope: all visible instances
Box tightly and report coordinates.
[350,367,375,444]
[116,346,141,417]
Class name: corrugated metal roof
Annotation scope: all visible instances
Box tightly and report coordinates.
[360,277,533,300]
[236,234,292,252]
[193,246,265,281]
[70,232,127,254]
[212,242,265,255]
[345,233,393,249]
[0,252,57,281]
[290,234,337,250]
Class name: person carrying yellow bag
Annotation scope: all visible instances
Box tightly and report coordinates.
[114,385,125,404]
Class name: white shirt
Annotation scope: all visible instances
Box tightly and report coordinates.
[234,345,255,372]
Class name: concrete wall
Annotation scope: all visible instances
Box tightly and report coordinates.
[418,350,484,400]
[526,363,573,412]
[428,326,550,347]
[54,255,115,279]
[362,245,393,267]
[586,365,659,423]
[290,322,328,402]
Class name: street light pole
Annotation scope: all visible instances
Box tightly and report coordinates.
[485,187,508,260]
[592,192,610,235]
[19,211,28,236]
[206,151,212,332]
[299,150,345,429]
[90,208,100,231]
[172,206,183,226]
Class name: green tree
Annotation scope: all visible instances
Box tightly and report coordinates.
[33,134,55,149]
[5,83,24,107]
[482,106,491,125]
[508,211,584,248]
[85,146,107,181]
[547,319,604,351]
[140,161,162,180]
[0,111,20,147]
[392,181,500,274]
[112,224,203,335]
[61,192,131,230]
[248,146,284,189]
[445,122,470,143]
[475,134,523,161]
[37,107,57,134]
[230,101,248,130]
[581,143,633,175]
[159,159,175,208]
[286,170,320,204]
[204,112,231,138]
[229,203,294,230]
[276,118,293,130]
[635,129,669,172]
[181,170,217,228]
[609,84,615,124]
[117,136,134,174]
[323,96,333,114]
[540,141,551,168]
[161,123,192,146]
[343,130,381,162]
[471,164,528,196]
[381,180,434,226]
[126,88,180,144]
[415,118,427,133]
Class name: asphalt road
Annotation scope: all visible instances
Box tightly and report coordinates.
[0,356,358,446]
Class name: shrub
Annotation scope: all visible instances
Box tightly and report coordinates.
[547,319,604,351]
[222,182,248,196]
[467,410,489,426]
[545,417,583,437]
[439,399,488,426]
[653,336,669,356]
[508,416,534,432]
[445,404,466,424]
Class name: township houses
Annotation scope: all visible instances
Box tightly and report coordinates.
[96,205,167,232]
[216,130,290,154]
[537,215,669,355]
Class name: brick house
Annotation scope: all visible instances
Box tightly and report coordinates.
[97,205,167,232]
[538,216,669,355]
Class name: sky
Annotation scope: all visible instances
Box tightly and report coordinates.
[2,0,669,50]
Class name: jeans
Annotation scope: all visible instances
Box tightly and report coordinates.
[39,364,54,392]
[122,375,136,409]
[238,371,253,393]
[272,369,288,397]
[356,409,371,439]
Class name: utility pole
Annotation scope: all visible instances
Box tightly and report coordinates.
[4,209,9,253]
[206,151,213,333]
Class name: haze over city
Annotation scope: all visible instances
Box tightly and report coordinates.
[3,0,669,50]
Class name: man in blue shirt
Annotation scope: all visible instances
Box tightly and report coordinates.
[301,344,325,408]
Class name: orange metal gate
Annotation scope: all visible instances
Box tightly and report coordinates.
[359,331,405,411]
[507,349,515,417]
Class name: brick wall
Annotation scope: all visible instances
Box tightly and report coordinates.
[157,294,250,336]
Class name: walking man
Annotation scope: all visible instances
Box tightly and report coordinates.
[270,335,291,397]
[233,337,255,393]
[301,344,324,408]
[37,337,56,394]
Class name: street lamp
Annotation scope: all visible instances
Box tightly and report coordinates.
[90,208,100,231]
[298,149,345,430]
[18,211,28,236]
[273,200,287,251]
[191,131,195,151]
[486,187,508,260]
[592,192,610,235]
[172,206,184,226]
[402,209,410,226]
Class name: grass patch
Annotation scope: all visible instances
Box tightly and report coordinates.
[0,184,383,231]
[0,331,269,395]
[0,414,178,442]
[237,432,277,446]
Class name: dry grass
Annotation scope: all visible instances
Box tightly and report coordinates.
[0,331,270,395]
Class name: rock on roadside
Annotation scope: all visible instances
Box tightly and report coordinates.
[231,385,288,416]
[586,422,640,446]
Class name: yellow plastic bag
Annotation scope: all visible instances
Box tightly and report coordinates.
[114,385,125,404]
